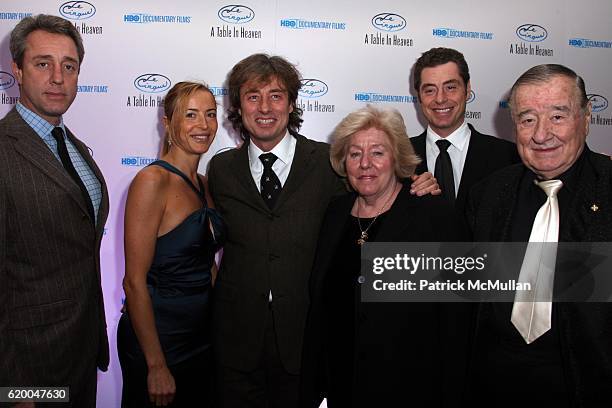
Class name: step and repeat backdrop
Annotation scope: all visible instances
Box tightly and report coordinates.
[1,0,611,405]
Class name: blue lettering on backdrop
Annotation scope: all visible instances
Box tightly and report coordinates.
[588,94,609,113]
[371,13,406,32]
[0,72,16,90]
[218,5,255,24]
[134,74,172,93]
[298,79,328,98]
[516,24,548,42]
[59,1,96,20]
[467,90,476,104]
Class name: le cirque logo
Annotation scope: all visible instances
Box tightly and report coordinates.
[298,79,328,98]
[218,5,255,24]
[59,1,96,20]
[587,94,609,113]
[466,90,476,104]
[371,13,406,32]
[0,71,16,90]
[516,24,548,42]
[133,74,171,93]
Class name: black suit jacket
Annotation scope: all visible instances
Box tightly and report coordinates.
[208,133,344,374]
[0,108,109,403]
[301,186,470,408]
[411,124,520,213]
[466,146,612,406]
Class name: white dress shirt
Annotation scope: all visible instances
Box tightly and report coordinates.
[425,122,471,197]
[247,131,297,302]
[248,131,296,191]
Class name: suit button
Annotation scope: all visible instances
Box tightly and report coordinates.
[269,254,279,261]
[357,275,365,284]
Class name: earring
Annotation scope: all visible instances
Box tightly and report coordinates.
[168,138,172,146]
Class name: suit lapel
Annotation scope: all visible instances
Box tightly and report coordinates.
[228,141,271,213]
[492,166,523,241]
[65,127,109,232]
[414,126,491,209]
[274,134,315,210]
[560,148,602,242]
[6,109,89,214]
[411,132,428,174]
[457,127,487,204]
[227,134,317,214]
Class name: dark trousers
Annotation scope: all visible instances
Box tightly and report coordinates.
[72,368,98,407]
[215,304,300,408]
[119,347,213,407]
[30,366,97,407]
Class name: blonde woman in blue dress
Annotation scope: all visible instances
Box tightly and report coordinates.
[118,81,224,407]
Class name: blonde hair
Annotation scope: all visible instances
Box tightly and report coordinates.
[162,81,214,154]
[330,105,421,179]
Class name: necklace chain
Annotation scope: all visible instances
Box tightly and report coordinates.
[356,184,398,246]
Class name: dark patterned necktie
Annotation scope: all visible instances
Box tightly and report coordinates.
[259,152,282,209]
[434,139,455,205]
[51,127,95,221]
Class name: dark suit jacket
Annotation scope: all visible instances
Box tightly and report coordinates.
[301,186,470,408]
[466,146,612,406]
[0,108,109,401]
[208,133,344,374]
[411,124,520,213]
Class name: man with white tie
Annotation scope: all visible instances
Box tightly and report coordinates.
[466,64,612,407]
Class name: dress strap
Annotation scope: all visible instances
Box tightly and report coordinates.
[148,160,207,205]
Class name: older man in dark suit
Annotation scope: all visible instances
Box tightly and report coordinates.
[208,54,437,407]
[0,15,109,407]
[410,47,520,212]
[467,64,612,407]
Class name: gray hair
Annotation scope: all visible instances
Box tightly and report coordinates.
[509,64,588,115]
[10,14,84,69]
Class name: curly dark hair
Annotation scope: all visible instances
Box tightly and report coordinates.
[227,53,303,140]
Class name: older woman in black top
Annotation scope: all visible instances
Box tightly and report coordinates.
[300,105,468,408]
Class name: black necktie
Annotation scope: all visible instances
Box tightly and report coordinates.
[434,139,455,205]
[259,153,282,209]
[51,127,95,221]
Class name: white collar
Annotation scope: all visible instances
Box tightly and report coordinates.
[426,121,470,152]
[248,130,295,165]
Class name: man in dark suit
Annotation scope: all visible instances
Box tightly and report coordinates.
[0,15,109,407]
[410,47,519,212]
[208,54,437,407]
[467,64,612,407]
[208,54,344,408]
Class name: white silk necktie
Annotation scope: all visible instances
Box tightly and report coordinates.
[511,179,563,344]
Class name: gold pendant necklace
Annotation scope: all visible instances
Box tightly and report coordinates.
[356,229,369,246]
[356,184,398,246]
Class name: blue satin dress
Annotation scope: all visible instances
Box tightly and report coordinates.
[118,160,225,407]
